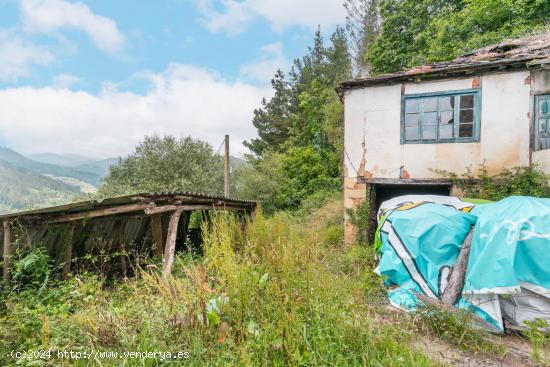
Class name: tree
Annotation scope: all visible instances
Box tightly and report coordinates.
[243,70,296,156]
[345,0,381,76]
[366,0,549,75]
[98,135,223,197]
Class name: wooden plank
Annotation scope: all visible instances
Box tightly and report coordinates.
[3,220,11,282]
[441,227,475,305]
[162,209,183,278]
[224,134,230,196]
[145,204,246,216]
[117,220,128,278]
[62,224,75,279]
[150,214,164,257]
[46,203,154,224]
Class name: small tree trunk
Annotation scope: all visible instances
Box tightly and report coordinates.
[441,227,475,305]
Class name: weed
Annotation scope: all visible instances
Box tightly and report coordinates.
[413,302,506,356]
[524,318,550,364]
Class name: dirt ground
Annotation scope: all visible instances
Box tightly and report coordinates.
[412,333,539,367]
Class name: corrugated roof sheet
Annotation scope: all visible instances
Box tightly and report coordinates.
[340,31,550,89]
[0,191,256,220]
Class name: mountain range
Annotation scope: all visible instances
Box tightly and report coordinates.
[0,147,118,214]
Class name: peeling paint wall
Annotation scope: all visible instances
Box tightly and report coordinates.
[343,70,550,243]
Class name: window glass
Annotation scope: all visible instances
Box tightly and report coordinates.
[460,95,474,109]
[534,95,550,151]
[423,98,438,112]
[440,96,455,111]
[405,99,420,113]
[403,91,478,143]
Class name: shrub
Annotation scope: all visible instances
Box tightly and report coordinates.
[437,163,549,200]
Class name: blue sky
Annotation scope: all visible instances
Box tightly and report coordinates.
[0,0,346,157]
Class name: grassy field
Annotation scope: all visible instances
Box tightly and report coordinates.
[0,196,529,366]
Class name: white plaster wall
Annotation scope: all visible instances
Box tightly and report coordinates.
[344,71,536,179]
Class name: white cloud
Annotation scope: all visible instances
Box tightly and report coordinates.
[0,30,54,81]
[0,64,270,158]
[196,0,253,36]
[196,0,346,35]
[52,73,79,89]
[20,0,125,54]
[240,42,290,83]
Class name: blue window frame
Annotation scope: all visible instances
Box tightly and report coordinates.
[534,94,550,151]
[401,89,481,144]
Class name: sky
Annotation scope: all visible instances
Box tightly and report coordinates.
[0,0,347,158]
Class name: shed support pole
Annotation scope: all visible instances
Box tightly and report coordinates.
[62,224,75,279]
[117,220,128,278]
[150,214,164,257]
[162,209,183,278]
[3,220,11,283]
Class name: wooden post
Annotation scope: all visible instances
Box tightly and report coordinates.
[3,220,11,283]
[224,134,230,197]
[150,214,164,257]
[441,227,475,305]
[162,209,183,278]
[117,220,128,278]
[62,224,75,279]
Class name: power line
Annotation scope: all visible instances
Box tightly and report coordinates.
[344,147,360,177]
[215,138,225,156]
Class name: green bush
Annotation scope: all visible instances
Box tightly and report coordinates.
[437,163,549,201]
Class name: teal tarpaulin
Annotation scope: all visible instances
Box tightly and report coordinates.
[375,195,550,332]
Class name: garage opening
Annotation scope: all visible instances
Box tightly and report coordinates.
[361,178,454,244]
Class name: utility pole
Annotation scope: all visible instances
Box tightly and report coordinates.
[224,134,230,197]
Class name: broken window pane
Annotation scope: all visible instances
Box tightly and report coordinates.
[440,111,454,125]
[460,109,474,124]
[405,126,419,140]
[460,95,474,109]
[423,112,437,126]
[439,124,453,139]
[422,125,437,140]
[406,113,419,126]
[405,99,420,113]
[459,123,473,138]
[440,96,455,111]
[422,97,437,112]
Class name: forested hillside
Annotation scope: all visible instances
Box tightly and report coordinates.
[0,160,80,213]
[0,148,117,213]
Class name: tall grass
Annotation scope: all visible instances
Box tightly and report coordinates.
[0,199,438,366]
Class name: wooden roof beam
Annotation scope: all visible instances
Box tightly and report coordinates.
[45,203,155,224]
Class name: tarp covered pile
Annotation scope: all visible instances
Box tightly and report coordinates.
[375,195,550,332]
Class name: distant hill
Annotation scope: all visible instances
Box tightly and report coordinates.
[0,148,103,186]
[0,148,118,214]
[28,153,119,178]
[0,159,81,213]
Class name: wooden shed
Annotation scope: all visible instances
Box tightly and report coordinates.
[0,191,256,281]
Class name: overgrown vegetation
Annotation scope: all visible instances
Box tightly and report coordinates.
[366,0,550,74]
[437,163,549,201]
[524,318,550,365]
[413,303,506,356]
[0,199,441,366]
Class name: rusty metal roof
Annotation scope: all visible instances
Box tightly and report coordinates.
[0,191,256,221]
[340,31,550,90]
